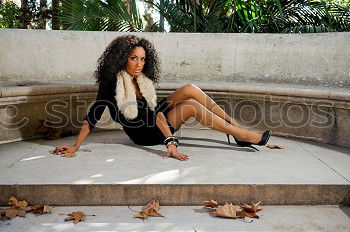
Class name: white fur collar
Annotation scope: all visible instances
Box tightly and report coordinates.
[115,70,157,120]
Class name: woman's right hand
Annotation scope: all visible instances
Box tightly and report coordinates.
[52,144,79,155]
[163,144,189,161]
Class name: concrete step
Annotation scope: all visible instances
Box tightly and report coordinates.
[0,129,349,206]
[1,205,349,231]
[1,184,349,206]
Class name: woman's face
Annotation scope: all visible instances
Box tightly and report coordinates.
[125,46,146,77]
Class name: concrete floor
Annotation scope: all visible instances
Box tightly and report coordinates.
[0,129,349,230]
[1,205,349,231]
[0,128,349,185]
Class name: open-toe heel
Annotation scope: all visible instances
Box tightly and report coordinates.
[226,133,258,151]
[226,131,271,151]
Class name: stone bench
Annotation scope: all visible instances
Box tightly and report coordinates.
[1,81,349,147]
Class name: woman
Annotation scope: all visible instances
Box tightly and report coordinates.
[53,35,270,161]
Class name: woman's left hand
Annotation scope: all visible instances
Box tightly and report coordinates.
[163,144,189,161]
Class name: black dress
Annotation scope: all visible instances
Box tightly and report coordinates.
[83,81,177,146]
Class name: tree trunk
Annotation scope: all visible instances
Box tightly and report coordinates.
[159,0,164,32]
[38,0,47,29]
[20,0,31,29]
[52,0,60,30]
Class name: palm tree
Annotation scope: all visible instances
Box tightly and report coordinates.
[60,0,143,31]
[52,0,60,29]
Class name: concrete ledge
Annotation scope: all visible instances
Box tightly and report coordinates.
[1,81,350,101]
[0,184,349,206]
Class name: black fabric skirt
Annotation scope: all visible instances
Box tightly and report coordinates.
[127,97,178,146]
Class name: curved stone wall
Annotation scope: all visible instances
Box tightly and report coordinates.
[0,30,349,147]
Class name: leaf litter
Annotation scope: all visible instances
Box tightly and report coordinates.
[1,197,51,220]
[203,200,262,220]
[134,198,164,219]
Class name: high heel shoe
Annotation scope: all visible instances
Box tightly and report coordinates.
[226,131,271,151]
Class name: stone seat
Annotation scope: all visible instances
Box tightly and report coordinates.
[0,81,349,147]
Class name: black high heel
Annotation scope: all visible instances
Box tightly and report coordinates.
[226,131,271,151]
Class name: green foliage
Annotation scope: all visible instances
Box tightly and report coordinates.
[149,0,350,32]
[0,1,20,28]
[60,0,143,31]
[2,0,348,32]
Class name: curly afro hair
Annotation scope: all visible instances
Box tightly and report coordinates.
[94,35,160,86]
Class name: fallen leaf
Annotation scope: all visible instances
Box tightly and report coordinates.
[61,152,76,158]
[58,213,67,215]
[212,202,244,219]
[80,149,91,152]
[203,200,218,208]
[240,201,262,213]
[3,208,26,219]
[65,211,86,224]
[134,198,164,219]
[266,144,284,149]
[8,197,28,208]
[26,205,51,214]
[239,211,259,218]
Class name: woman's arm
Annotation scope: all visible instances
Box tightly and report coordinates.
[156,112,189,161]
[73,120,91,148]
[53,83,109,154]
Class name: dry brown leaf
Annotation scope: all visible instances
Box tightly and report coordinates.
[266,144,284,149]
[212,202,244,219]
[65,211,86,224]
[203,200,219,208]
[240,211,259,219]
[26,205,51,214]
[61,152,76,158]
[9,197,28,208]
[143,198,160,211]
[134,198,164,219]
[80,149,92,152]
[147,208,163,217]
[3,208,26,219]
[240,201,262,213]
[134,211,148,219]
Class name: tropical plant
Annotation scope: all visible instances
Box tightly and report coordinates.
[60,0,144,31]
[149,0,350,32]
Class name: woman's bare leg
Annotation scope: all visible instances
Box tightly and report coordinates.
[166,98,262,143]
[165,84,239,127]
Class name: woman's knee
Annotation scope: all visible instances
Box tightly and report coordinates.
[182,83,201,98]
